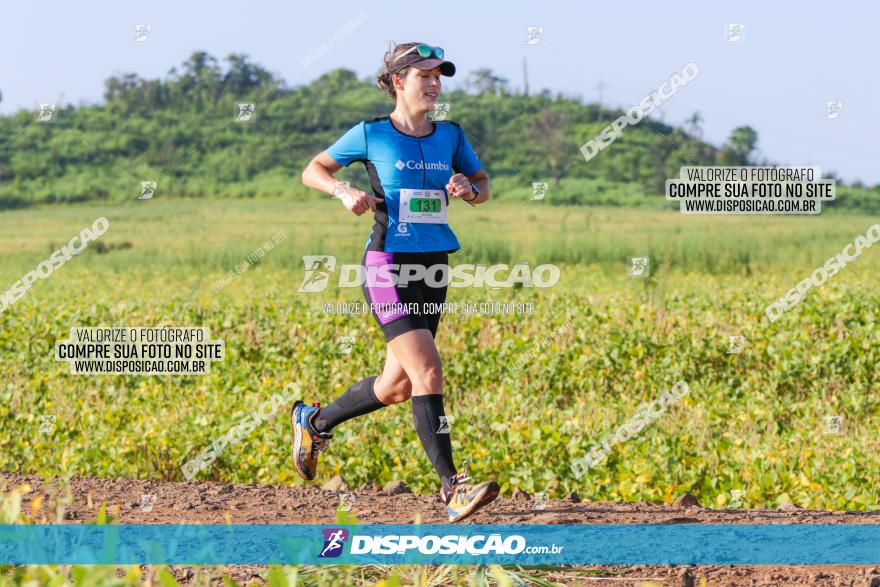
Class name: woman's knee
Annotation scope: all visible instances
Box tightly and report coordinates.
[411,363,443,394]
[375,376,413,404]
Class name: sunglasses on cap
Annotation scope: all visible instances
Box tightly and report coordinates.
[395,44,445,62]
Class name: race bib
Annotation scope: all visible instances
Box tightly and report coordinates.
[398,188,448,224]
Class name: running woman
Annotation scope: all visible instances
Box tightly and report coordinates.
[295,41,498,523]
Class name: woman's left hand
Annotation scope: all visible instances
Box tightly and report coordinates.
[446,173,473,199]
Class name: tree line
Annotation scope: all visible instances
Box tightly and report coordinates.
[0,51,876,212]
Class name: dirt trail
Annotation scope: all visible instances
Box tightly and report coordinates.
[5,473,880,586]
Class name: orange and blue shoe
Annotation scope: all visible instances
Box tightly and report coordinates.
[291,401,332,481]
[441,461,500,523]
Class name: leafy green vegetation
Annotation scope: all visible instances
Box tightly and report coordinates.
[2,52,878,212]
[1,199,878,511]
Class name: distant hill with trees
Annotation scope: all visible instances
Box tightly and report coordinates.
[1,52,877,212]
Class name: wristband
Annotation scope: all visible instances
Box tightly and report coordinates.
[463,183,479,204]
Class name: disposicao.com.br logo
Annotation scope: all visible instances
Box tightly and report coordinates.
[319,528,349,558]
[298,255,560,292]
[318,528,563,557]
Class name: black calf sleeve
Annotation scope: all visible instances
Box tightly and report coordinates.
[411,394,457,485]
[313,376,384,432]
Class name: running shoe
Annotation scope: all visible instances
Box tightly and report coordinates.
[291,401,332,481]
[441,460,500,523]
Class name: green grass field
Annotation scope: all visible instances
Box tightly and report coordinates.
[1,198,879,510]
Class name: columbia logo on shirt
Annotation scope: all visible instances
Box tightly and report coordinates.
[396,159,450,171]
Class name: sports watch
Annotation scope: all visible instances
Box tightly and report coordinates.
[464,183,480,203]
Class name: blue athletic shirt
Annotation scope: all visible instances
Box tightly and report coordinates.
[326,116,483,253]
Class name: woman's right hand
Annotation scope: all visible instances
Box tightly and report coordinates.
[333,182,384,216]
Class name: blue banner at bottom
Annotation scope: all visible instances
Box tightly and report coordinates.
[1,524,878,565]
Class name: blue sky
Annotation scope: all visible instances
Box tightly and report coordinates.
[1,0,877,183]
